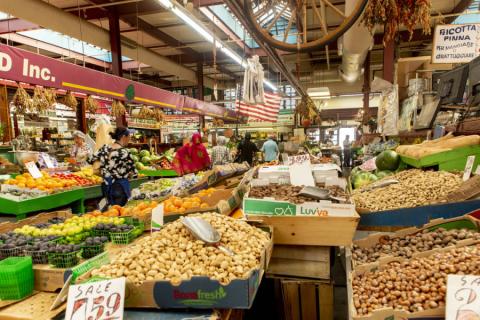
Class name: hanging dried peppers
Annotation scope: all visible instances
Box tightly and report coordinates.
[362,0,431,44]
[12,86,32,115]
[63,91,78,111]
[86,95,99,113]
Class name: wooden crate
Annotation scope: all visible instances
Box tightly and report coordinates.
[276,278,334,320]
[267,245,331,280]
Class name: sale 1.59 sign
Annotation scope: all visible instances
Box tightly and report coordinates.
[65,277,126,320]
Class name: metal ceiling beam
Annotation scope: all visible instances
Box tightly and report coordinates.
[120,14,239,80]
[0,33,111,68]
[445,0,476,23]
[66,0,166,20]
[0,18,38,34]
[0,0,204,85]
[225,0,306,96]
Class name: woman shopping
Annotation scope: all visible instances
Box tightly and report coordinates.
[89,127,137,206]
[172,132,211,176]
[70,130,93,165]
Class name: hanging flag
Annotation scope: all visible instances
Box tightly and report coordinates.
[236,92,282,122]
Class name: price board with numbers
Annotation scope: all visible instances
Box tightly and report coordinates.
[446,275,480,320]
[65,277,126,320]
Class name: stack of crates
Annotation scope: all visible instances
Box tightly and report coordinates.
[0,256,34,300]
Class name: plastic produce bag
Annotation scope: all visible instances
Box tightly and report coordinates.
[377,82,399,136]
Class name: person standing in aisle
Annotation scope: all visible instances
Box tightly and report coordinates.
[89,127,137,207]
[211,136,232,166]
[235,133,259,166]
[172,132,211,175]
[343,135,352,167]
[70,130,93,165]
[261,135,279,162]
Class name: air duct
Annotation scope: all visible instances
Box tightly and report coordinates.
[339,0,373,83]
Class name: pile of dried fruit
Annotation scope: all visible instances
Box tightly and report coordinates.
[352,169,462,212]
[362,0,431,44]
[353,228,480,264]
[91,213,270,285]
[352,245,480,315]
[249,184,312,204]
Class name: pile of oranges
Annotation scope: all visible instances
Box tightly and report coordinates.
[83,202,158,219]
[163,188,217,214]
[4,172,77,192]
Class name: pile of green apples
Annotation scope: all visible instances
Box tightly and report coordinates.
[14,216,126,244]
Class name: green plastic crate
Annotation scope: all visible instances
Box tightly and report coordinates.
[48,251,81,268]
[71,252,110,283]
[0,257,34,300]
[92,229,111,240]
[24,250,48,264]
[0,246,25,259]
[81,243,105,259]
[400,145,480,171]
[110,229,136,245]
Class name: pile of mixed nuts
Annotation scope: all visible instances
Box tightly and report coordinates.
[353,228,480,264]
[91,213,270,285]
[352,170,462,211]
[353,245,480,315]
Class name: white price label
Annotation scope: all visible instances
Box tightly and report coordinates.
[463,156,475,181]
[41,154,55,169]
[286,154,311,166]
[151,203,164,232]
[24,161,42,179]
[446,275,480,320]
[65,277,126,320]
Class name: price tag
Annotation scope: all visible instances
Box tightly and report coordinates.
[474,164,480,175]
[41,154,55,169]
[463,156,475,181]
[151,203,164,232]
[446,275,480,320]
[24,161,42,179]
[285,154,311,166]
[65,277,126,320]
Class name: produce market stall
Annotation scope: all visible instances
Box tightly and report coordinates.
[0,176,148,219]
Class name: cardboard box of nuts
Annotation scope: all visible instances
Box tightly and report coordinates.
[89,214,274,309]
[347,244,480,320]
[243,181,359,246]
[349,214,480,270]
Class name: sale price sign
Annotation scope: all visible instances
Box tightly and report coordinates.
[65,277,126,320]
[446,275,480,320]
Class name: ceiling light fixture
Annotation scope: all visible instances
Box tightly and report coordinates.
[157,0,277,91]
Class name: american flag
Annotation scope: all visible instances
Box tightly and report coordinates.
[235,92,282,122]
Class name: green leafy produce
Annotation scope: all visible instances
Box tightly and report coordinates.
[131,155,139,162]
[375,150,400,171]
[141,156,152,165]
[375,170,393,179]
[135,162,145,170]
[129,148,139,155]
[353,172,378,189]
[139,150,151,158]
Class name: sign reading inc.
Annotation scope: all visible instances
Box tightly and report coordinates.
[432,24,480,63]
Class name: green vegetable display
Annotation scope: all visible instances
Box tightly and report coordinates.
[353,172,378,189]
[375,150,400,171]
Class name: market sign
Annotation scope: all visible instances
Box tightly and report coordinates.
[64,277,126,320]
[0,44,238,120]
[432,24,480,63]
[446,275,480,320]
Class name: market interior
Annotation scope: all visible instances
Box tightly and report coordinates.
[0,0,479,319]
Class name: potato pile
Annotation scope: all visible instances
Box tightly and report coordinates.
[353,228,480,264]
[352,169,462,211]
[91,213,270,285]
[353,245,480,315]
[249,184,312,204]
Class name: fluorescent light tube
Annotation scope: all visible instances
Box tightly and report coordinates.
[157,0,173,9]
